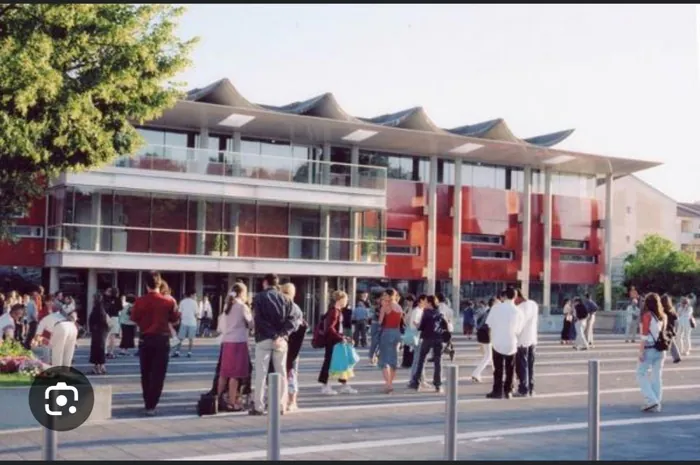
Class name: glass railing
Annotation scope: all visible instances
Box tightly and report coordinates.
[46,224,385,264]
[112,144,387,191]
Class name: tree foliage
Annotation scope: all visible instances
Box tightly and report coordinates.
[0,4,197,241]
[624,234,700,296]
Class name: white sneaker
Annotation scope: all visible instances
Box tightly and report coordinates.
[321,385,338,395]
[338,385,358,394]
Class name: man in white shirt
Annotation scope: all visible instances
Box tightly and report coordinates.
[173,289,199,358]
[198,295,213,337]
[484,287,524,399]
[35,309,78,367]
[514,288,539,397]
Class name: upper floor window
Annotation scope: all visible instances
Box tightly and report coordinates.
[462,233,503,245]
[472,249,513,260]
[136,127,195,150]
[9,225,43,239]
[681,220,693,233]
[386,245,420,256]
[552,239,587,250]
[359,150,428,182]
[386,229,408,240]
[560,253,597,264]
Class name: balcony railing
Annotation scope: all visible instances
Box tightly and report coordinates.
[112,144,387,191]
[46,224,386,264]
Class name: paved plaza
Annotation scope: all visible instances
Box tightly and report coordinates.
[1,332,699,460]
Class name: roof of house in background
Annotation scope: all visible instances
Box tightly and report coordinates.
[185,78,575,148]
[678,202,700,219]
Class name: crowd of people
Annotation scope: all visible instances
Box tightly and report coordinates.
[1,278,697,416]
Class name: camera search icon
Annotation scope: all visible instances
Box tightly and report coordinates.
[29,366,94,431]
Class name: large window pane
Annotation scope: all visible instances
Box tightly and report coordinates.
[256,202,289,259]
[329,207,351,261]
[289,205,320,260]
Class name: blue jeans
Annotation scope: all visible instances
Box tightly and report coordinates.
[368,323,381,360]
[409,340,425,384]
[636,347,665,406]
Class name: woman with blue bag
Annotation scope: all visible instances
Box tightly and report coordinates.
[318,290,359,396]
[378,288,403,394]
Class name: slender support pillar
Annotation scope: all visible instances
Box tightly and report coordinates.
[196,127,209,174]
[604,174,614,312]
[231,131,242,177]
[196,200,207,255]
[267,373,282,460]
[588,360,601,460]
[427,157,438,295]
[451,159,463,314]
[543,169,553,315]
[349,277,357,307]
[137,271,143,297]
[321,207,331,261]
[228,204,240,258]
[87,268,97,323]
[444,365,459,461]
[322,143,331,185]
[91,193,102,251]
[194,272,204,299]
[49,268,59,294]
[350,145,360,188]
[520,167,532,296]
[320,277,329,315]
[349,209,361,262]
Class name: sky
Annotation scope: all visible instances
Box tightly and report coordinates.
[173,4,700,203]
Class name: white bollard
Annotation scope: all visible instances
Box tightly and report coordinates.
[588,359,600,461]
[444,364,458,461]
[267,372,282,461]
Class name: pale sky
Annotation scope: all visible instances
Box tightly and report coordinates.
[174,4,700,202]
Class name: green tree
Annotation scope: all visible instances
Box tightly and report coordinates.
[624,234,700,295]
[0,4,197,241]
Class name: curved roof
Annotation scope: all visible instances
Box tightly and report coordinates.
[185,78,574,147]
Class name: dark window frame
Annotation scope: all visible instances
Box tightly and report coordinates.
[386,229,408,240]
[472,249,513,260]
[386,245,421,256]
[462,233,504,245]
[552,239,588,250]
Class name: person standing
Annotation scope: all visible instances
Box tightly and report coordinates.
[173,289,199,358]
[23,290,40,350]
[280,283,305,412]
[250,273,299,416]
[471,297,495,383]
[436,293,455,361]
[624,298,641,343]
[573,297,589,351]
[131,271,180,417]
[408,295,446,393]
[583,293,599,348]
[88,293,109,374]
[367,295,382,366]
[378,288,403,394]
[318,290,357,395]
[677,297,694,356]
[636,293,667,412]
[406,294,427,388]
[514,289,538,397]
[341,302,353,339]
[118,294,137,357]
[1,304,25,341]
[104,288,122,358]
[485,287,524,400]
[35,305,78,368]
[352,292,370,348]
[199,295,213,337]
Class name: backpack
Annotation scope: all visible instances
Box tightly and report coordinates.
[311,317,326,349]
[196,392,218,416]
[476,323,490,344]
[650,315,670,352]
[432,311,450,343]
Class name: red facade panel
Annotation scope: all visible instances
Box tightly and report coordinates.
[0,197,46,267]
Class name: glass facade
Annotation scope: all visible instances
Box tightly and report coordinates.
[46,187,385,264]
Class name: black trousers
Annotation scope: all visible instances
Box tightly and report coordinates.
[410,338,443,388]
[515,345,536,394]
[23,321,37,349]
[353,321,368,347]
[318,340,346,385]
[492,349,515,396]
[139,334,170,410]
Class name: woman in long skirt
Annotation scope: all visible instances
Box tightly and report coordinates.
[89,294,109,374]
[560,298,574,344]
[378,289,403,394]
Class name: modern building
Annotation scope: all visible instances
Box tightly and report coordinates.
[678,202,700,262]
[594,175,678,284]
[0,78,660,324]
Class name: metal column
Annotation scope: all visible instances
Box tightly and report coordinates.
[427,157,438,295]
[520,167,532,296]
[451,159,463,313]
[588,360,600,460]
[444,365,459,460]
[542,169,553,315]
[267,373,282,460]
[604,174,613,312]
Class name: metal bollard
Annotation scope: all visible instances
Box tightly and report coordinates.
[588,359,600,461]
[444,364,458,461]
[43,419,57,461]
[267,372,282,461]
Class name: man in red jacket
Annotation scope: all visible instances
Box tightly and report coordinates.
[131,271,180,416]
